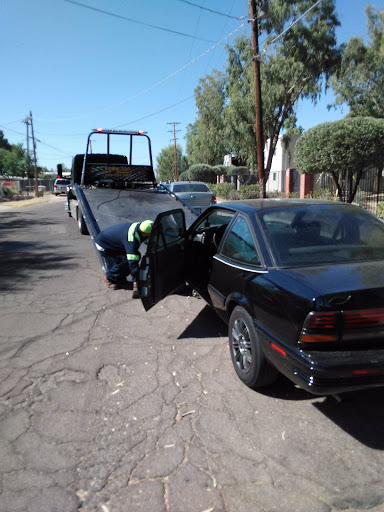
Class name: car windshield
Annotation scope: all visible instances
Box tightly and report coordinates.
[258,204,384,266]
[173,183,209,193]
[56,179,70,185]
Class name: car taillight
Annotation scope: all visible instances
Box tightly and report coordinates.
[344,309,384,329]
[300,311,341,343]
[212,195,216,202]
[300,308,384,344]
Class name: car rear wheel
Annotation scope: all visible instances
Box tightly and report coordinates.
[229,306,278,389]
[78,210,89,235]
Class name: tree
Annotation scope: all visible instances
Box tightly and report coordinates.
[224,36,257,168]
[329,6,384,118]
[295,117,384,202]
[0,144,34,178]
[156,144,188,182]
[206,1,340,182]
[0,130,12,151]
[185,70,227,166]
[187,164,216,183]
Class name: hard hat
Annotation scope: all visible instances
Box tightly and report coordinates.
[140,220,154,234]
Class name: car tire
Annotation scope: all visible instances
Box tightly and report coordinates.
[78,210,89,235]
[228,306,278,389]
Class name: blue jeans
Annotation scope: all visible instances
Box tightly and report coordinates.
[103,250,131,284]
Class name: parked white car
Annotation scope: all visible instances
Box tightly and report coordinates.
[167,181,216,213]
[53,178,71,196]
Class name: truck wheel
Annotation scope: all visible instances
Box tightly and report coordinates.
[228,306,278,389]
[78,210,89,235]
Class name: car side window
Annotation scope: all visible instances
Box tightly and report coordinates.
[220,216,261,265]
[150,211,185,250]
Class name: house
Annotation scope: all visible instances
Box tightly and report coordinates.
[264,133,301,194]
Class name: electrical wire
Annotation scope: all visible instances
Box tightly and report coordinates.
[225,0,325,101]
[175,0,244,21]
[34,21,247,124]
[0,124,74,158]
[64,0,215,43]
[113,95,195,129]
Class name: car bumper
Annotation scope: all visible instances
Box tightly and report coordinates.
[264,341,384,395]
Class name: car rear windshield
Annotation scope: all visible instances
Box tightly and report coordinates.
[258,204,384,266]
[56,179,70,185]
[172,183,209,193]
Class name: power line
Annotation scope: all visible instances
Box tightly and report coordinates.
[113,95,194,129]
[0,124,74,157]
[176,0,244,21]
[64,0,215,43]
[34,21,246,124]
[0,125,26,137]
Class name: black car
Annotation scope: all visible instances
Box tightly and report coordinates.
[138,199,384,395]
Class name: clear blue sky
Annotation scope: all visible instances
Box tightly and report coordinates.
[0,0,377,172]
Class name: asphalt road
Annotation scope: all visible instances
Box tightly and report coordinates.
[1,196,384,512]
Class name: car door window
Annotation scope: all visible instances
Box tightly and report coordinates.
[150,210,185,250]
[220,216,261,265]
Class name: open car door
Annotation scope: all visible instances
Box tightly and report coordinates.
[139,209,187,311]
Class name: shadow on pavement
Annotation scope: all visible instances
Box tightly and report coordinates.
[0,211,59,236]
[259,376,384,449]
[256,374,316,401]
[313,387,384,450]
[0,239,79,290]
[178,305,227,339]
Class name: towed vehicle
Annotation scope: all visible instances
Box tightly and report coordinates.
[138,199,384,395]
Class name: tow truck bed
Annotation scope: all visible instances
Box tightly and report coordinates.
[82,187,197,230]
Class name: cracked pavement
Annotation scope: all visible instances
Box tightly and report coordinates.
[1,197,384,512]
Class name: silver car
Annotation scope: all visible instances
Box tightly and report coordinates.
[167,181,216,213]
[53,178,71,196]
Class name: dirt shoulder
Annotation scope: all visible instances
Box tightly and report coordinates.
[0,193,65,211]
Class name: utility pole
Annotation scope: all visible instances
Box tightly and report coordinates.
[23,116,30,155]
[167,122,181,182]
[249,0,269,199]
[25,112,39,196]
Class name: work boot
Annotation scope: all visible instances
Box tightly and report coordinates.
[132,282,139,299]
[103,276,119,290]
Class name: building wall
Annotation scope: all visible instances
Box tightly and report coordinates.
[264,134,301,193]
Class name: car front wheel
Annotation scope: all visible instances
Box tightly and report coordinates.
[229,306,278,389]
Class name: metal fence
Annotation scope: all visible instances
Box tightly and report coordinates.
[19,179,55,194]
[314,167,383,214]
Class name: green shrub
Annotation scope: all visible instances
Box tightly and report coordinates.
[228,189,241,200]
[306,189,337,201]
[210,182,235,199]
[376,202,384,219]
[188,164,216,183]
[226,165,250,176]
[239,184,260,199]
[213,165,227,176]
[178,170,189,181]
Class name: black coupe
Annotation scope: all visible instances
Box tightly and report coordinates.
[138,199,384,395]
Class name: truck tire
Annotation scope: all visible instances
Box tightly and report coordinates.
[78,210,89,235]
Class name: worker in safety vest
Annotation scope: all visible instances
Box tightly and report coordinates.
[95,220,153,297]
